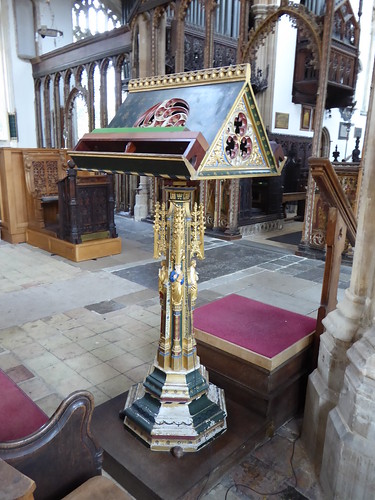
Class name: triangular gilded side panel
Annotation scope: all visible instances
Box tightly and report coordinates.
[195,84,278,179]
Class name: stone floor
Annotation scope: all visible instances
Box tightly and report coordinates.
[0,215,349,499]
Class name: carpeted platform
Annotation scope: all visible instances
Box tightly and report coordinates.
[194,294,316,370]
[0,369,48,441]
[194,295,316,424]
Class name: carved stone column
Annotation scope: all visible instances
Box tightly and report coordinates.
[241,1,278,129]
[213,179,222,231]
[303,58,375,474]
[316,60,375,496]
[175,1,188,73]
[203,0,217,68]
[319,327,375,498]
[134,176,149,221]
[152,7,166,76]
[138,13,152,78]
[236,0,249,62]
[224,178,241,237]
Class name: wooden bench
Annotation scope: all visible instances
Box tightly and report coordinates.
[0,369,130,499]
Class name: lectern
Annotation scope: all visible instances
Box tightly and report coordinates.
[69,64,284,452]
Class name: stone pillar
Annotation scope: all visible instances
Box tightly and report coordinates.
[224,178,241,238]
[133,176,149,221]
[175,1,186,73]
[138,13,152,78]
[152,8,166,76]
[316,59,375,496]
[203,0,217,68]
[319,327,375,498]
[303,59,375,475]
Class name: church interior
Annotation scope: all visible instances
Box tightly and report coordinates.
[1,0,375,498]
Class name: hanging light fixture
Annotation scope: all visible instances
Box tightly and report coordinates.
[37,25,63,38]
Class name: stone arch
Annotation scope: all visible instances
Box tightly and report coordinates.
[43,75,52,147]
[65,87,89,148]
[74,65,86,87]
[34,79,43,146]
[241,4,322,68]
[321,126,331,158]
[53,72,63,147]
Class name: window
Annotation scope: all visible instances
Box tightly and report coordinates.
[72,0,121,42]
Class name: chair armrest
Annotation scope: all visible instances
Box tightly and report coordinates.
[0,458,36,499]
[0,391,103,500]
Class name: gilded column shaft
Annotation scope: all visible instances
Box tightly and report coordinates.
[154,185,204,372]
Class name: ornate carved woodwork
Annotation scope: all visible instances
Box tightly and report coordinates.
[58,166,117,244]
[241,3,322,68]
[184,30,205,71]
[183,29,237,72]
[292,1,359,108]
[268,132,312,196]
[23,150,68,230]
[32,27,131,149]
[309,158,359,251]
[213,39,237,70]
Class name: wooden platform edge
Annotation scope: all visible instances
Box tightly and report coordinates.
[194,327,314,371]
[92,392,268,500]
[26,228,121,262]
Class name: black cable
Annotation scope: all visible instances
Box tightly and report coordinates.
[224,434,300,499]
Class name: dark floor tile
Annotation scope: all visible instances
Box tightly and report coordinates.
[85,300,125,314]
[115,289,157,306]
[280,485,309,499]
[6,364,35,383]
[292,268,325,283]
[114,243,291,288]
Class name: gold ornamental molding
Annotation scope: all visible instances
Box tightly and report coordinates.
[128,64,251,92]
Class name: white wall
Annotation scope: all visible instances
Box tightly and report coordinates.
[0,0,74,148]
[35,0,73,55]
[272,12,313,138]
[0,0,37,147]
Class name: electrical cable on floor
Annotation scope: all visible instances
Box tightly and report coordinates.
[224,434,300,499]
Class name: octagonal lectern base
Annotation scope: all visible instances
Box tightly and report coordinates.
[122,366,227,452]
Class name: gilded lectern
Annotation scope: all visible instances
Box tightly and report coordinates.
[69,64,284,452]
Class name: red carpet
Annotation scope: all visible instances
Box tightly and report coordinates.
[0,369,48,441]
[194,295,316,359]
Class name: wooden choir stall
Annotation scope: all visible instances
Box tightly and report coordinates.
[0,148,121,261]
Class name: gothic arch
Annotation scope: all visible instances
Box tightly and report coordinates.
[321,126,330,158]
[74,65,86,87]
[34,79,43,146]
[65,87,89,148]
[241,3,322,68]
[53,72,63,147]
[43,75,52,147]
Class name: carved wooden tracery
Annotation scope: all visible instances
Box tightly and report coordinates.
[241,3,322,67]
